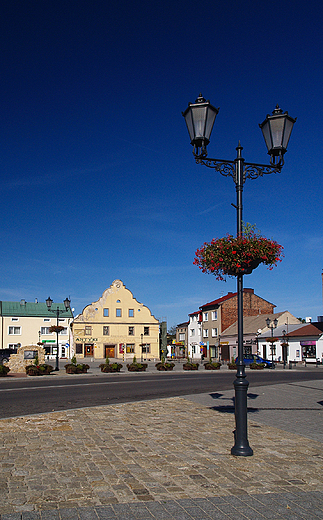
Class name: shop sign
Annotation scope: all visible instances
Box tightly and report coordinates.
[74,337,98,342]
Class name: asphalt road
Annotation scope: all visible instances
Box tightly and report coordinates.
[1,368,323,419]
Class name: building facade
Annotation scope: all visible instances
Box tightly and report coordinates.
[221,311,301,362]
[72,280,160,360]
[200,288,275,360]
[188,311,202,359]
[0,299,73,359]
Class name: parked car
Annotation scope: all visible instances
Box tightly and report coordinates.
[0,347,17,364]
[235,354,272,368]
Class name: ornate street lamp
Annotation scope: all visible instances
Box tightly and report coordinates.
[183,94,296,457]
[266,317,278,368]
[46,297,71,371]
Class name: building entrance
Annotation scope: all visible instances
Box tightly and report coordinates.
[84,344,94,357]
[105,344,116,358]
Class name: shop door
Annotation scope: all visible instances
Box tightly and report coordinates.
[105,345,116,358]
[221,345,230,362]
[85,344,94,357]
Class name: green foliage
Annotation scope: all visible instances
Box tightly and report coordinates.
[71,355,77,365]
[0,364,10,375]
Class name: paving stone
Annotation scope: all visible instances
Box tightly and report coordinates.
[0,379,322,519]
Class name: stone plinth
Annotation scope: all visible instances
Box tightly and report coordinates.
[8,345,46,373]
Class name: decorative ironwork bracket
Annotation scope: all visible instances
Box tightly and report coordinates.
[195,155,282,184]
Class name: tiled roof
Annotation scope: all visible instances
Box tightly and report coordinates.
[286,323,322,337]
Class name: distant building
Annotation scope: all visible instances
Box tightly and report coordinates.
[222,311,301,362]
[188,311,202,360]
[173,322,188,358]
[0,299,73,359]
[72,280,160,360]
[200,288,275,360]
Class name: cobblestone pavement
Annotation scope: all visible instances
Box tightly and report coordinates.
[0,380,323,519]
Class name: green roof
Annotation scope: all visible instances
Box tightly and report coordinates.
[0,301,74,318]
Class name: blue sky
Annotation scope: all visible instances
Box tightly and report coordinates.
[0,0,322,328]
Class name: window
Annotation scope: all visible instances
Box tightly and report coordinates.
[144,327,149,336]
[129,309,134,317]
[203,329,208,338]
[179,333,185,341]
[76,344,83,354]
[190,329,195,336]
[116,309,122,317]
[212,328,218,337]
[103,326,109,335]
[128,326,134,336]
[41,327,51,335]
[43,318,50,322]
[11,317,19,322]
[59,318,66,323]
[104,308,109,317]
[8,344,18,349]
[126,344,135,353]
[203,312,208,321]
[85,326,92,335]
[8,326,21,335]
[212,311,218,320]
[270,344,276,355]
[142,344,150,353]
[58,328,68,335]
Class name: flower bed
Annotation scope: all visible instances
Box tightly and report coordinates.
[204,362,221,370]
[250,362,265,370]
[194,226,283,281]
[99,361,123,372]
[183,362,199,371]
[155,362,175,371]
[25,364,54,376]
[0,364,10,377]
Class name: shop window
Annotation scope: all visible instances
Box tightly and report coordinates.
[76,344,83,354]
[126,344,135,353]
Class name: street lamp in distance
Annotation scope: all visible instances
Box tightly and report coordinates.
[266,317,278,368]
[46,297,71,371]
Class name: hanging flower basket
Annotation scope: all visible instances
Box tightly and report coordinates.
[194,229,283,281]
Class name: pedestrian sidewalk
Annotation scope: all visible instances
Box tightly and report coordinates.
[0,381,323,519]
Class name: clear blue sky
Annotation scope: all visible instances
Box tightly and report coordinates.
[0,0,322,329]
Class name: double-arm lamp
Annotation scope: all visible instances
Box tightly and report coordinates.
[183,94,296,456]
[46,297,71,371]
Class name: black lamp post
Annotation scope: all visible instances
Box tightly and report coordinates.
[266,317,278,368]
[281,329,288,369]
[46,297,71,371]
[183,94,296,457]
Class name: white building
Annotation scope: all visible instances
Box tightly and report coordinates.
[188,310,203,360]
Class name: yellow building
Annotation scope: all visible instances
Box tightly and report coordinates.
[72,280,160,360]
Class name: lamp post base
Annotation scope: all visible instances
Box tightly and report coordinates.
[231,373,253,457]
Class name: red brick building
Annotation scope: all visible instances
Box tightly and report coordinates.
[199,288,275,359]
